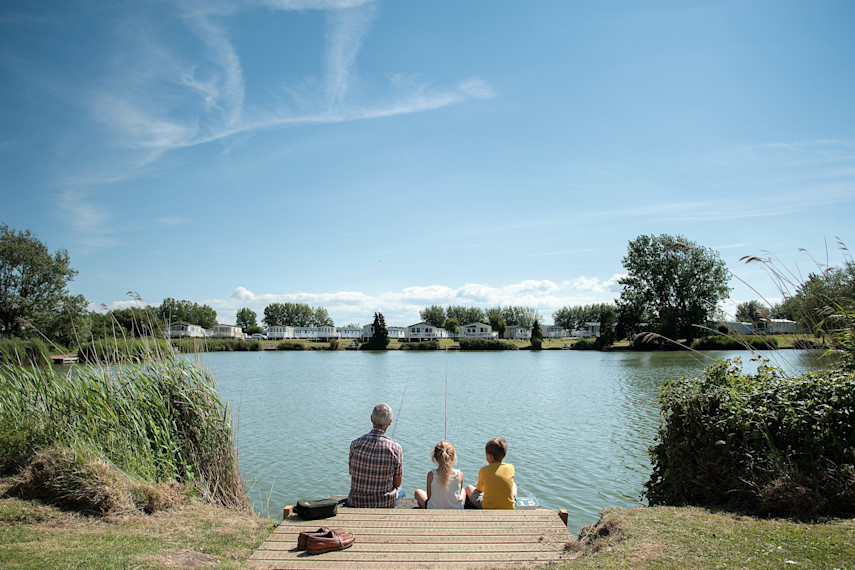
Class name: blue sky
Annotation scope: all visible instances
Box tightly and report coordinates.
[2,0,854,327]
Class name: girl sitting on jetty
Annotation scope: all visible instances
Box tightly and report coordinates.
[414,441,465,509]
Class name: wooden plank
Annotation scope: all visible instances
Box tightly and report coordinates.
[246,507,573,569]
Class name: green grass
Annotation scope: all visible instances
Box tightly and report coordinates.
[553,506,855,569]
[0,479,275,569]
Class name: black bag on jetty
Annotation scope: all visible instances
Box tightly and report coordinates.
[295,498,338,520]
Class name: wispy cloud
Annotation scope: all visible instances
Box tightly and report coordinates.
[90,0,492,157]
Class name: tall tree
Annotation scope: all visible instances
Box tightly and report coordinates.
[618,234,730,342]
[447,305,485,325]
[311,306,334,326]
[736,300,769,328]
[0,225,84,340]
[236,307,258,331]
[420,305,447,327]
[784,261,855,335]
[530,318,543,349]
[364,312,389,350]
[155,298,217,329]
[443,317,459,335]
[501,306,540,328]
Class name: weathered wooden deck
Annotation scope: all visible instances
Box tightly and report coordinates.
[246,507,574,569]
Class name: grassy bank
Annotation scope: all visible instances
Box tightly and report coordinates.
[0,477,275,569]
[556,506,855,569]
[2,489,852,568]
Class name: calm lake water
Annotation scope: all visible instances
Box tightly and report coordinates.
[193,349,822,532]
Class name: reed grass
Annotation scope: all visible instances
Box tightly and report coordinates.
[0,350,249,512]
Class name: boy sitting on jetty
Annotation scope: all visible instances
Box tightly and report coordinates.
[465,437,517,509]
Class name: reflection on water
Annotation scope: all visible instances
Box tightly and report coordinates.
[195,349,822,533]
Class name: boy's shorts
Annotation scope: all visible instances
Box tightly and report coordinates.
[467,489,483,508]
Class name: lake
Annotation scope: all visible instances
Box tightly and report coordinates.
[194,348,822,532]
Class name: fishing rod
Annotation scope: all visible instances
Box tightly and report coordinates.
[390,382,407,439]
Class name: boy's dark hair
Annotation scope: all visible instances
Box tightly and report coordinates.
[485,437,507,461]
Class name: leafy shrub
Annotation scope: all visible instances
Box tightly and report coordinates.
[572,338,596,350]
[277,341,305,351]
[458,339,518,351]
[400,340,439,351]
[645,358,855,517]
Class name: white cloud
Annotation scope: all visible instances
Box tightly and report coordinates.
[206,277,624,328]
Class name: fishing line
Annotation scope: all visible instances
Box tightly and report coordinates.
[390,381,407,440]
[444,347,448,441]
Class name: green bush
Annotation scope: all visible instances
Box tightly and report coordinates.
[277,341,305,351]
[572,338,596,350]
[645,358,855,517]
[400,340,439,351]
[458,338,518,351]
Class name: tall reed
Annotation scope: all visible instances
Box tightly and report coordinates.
[0,355,249,510]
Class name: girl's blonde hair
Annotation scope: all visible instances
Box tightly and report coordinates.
[432,441,457,488]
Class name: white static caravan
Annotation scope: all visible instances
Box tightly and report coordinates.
[317,325,339,341]
[461,322,497,339]
[266,325,295,340]
[723,321,754,335]
[211,324,243,339]
[337,326,362,339]
[361,324,406,341]
[165,323,205,339]
[294,327,319,340]
[407,322,440,342]
[571,322,602,338]
[544,325,568,339]
[765,319,799,334]
[504,325,531,340]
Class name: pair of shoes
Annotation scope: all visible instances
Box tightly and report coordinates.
[297,527,344,550]
[306,529,355,555]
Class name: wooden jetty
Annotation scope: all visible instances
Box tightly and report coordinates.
[246,506,575,569]
[50,354,78,364]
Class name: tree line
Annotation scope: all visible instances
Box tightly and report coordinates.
[3,223,853,350]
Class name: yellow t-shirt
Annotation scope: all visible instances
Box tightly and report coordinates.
[476,461,515,509]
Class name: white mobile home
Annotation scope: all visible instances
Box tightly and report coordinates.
[544,325,568,339]
[407,322,440,342]
[295,327,319,340]
[461,322,497,339]
[266,325,295,340]
[504,325,531,340]
[318,325,339,341]
[165,323,205,339]
[337,326,362,339]
[572,322,602,338]
[211,324,243,339]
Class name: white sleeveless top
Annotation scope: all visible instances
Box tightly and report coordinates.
[426,468,464,509]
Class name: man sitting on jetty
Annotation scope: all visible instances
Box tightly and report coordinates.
[347,402,404,507]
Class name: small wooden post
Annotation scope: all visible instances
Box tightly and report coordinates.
[283,505,294,519]
[558,509,569,526]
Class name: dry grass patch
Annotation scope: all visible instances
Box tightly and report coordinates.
[0,477,276,569]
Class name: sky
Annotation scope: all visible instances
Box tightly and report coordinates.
[2,0,854,328]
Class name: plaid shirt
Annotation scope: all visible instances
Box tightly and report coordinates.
[348,428,403,508]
